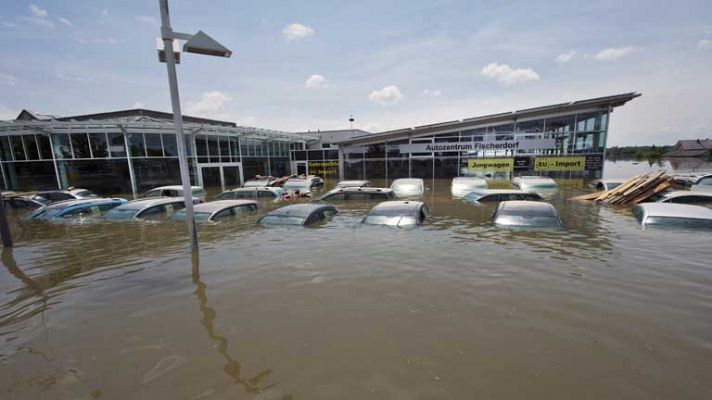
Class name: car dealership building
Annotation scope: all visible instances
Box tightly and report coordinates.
[0,92,639,194]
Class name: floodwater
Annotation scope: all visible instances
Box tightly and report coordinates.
[1,161,712,399]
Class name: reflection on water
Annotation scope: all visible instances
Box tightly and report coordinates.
[0,161,711,399]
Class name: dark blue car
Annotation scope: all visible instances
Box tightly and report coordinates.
[25,198,127,220]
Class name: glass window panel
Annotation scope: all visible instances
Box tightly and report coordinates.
[254,139,264,157]
[52,134,72,159]
[515,119,545,133]
[600,112,608,131]
[219,136,230,162]
[162,134,178,157]
[129,133,146,157]
[207,136,219,162]
[145,134,163,157]
[37,135,53,159]
[184,136,194,156]
[71,133,91,158]
[576,113,596,132]
[293,150,306,161]
[196,135,208,163]
[89,133,108,158]
[545,115,575,133]
[0,137,13,161]
[11,136,26,160]
[108,133,126,158]
[230,137,240,161]
[308,150,324,160]
[24,135,40,160]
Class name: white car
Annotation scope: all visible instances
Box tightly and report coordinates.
[451,177,487,198]
[656,190,712,204]
[512,176,558,191]
[216,187,286,202]
[633,203,712,228]
[390,178,424,198]
[362,201,429,227]
[172,200,258,222]
[32,188,98,203]
[104,197,200,221]
[140,185,207,201]
[335,180,371,189]
[493,201,563,228]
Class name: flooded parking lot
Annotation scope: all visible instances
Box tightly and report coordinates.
[2,167,712,399]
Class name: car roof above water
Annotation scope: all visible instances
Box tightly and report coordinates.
[634,203,712,220]
[267,203,335,217]
[121,197,196,209]
[367,200,424,215]
[193,200,257,214]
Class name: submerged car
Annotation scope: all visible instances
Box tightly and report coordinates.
[390,178,425,198]
[32,188,98,203]
[282,176,325,194]
[318,187,396,201]
[140,185,207,201]
[242,176,278,188]
[25,198,127,221]
[589,179,624,191]
[633,203,712,228]
[656,190,712,204]
[451,177,488,198]
[258,204,337,226]
[362,200,429,227]
[335,180,371,189]
[3,195,48,210]
[216,187,286,201]
[103,197,200,221]
[512,176,558,190]
[463,189,543,203]
[492,201,563,228]
[172,200,258,222]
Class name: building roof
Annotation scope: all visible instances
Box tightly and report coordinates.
[16,108,236,127]
[664,139,712,157]
[340,92,641,146]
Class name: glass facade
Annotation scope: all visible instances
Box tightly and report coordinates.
[0,129,298,195]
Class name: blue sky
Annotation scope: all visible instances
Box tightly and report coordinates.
[1,0,711,145]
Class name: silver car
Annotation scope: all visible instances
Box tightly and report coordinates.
[32,188,98,203]
[140,185,208,201]
[362,200,429,227]
[216,187,286,202]
[335,180,371,189]
[172,200,258,222]
[104,197,200,221]
[318,187,396,201]
[512,176,558,190]
[258,204,337,226]
[451,177,488,198]
[492,201,563,228]
[463,189,543,203]
[656,190,712,204]
[390,178,425,198]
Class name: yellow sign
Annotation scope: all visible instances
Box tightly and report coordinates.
[467,158,514,172]
[534,156,586,172]
[308,161,339,177]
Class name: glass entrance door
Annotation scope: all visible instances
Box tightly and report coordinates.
[201,167,222,190]
[296,161,308,175]
[223,166,241,188]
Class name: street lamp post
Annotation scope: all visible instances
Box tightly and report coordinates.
[157,0,232,251]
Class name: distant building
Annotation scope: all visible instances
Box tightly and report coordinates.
[664,139,712,158]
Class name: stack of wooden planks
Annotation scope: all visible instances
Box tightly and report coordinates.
[571,171,675,205]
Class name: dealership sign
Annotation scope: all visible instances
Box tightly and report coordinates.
[399,138,556,153]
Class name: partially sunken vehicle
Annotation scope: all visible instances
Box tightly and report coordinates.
[656,190,712,204]
[282,176,325,193]
[463,189,543,203]
[140,185,208,201]
[318,187,396,201]
[3,195,48,210]
[258,204,337,226]
[103,197,200,221]
[32,188,98,203]
[362,200,429,227]
[492,201,563,228]
[633,203,712,228]
[512,176,558,190]
[216,187,286,201]
[589,179,624,191]
[172,200,258,222]
[390,178,425,198]
[25,198,127,221]
[242,176,278,188]
[335,180,372,189]
[451,177,488,198]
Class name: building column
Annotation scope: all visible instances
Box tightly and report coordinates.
[337,145,345,180]
[123,132,138,198]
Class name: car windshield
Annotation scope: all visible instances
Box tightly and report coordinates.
[243,180,269,187]
[463,193,484,201]
[495,215,561,227]
[103,208,139,220]
[259,215,304,225]
[283,180,309,190]
[363,215,417,227]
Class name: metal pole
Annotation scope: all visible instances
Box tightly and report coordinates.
[159,0,198,251]
[0,196,12,247]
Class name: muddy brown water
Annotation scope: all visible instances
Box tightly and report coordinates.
[1,167,712,399]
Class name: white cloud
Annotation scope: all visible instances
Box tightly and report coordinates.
[421,89,442,97]
[136,15,157,25]
[75,37,118,45]
[0,105,17,121]
[235,116,257,126]
[101,9,109,17]
[58,17,73,27]
[555,51,576,64]
[186,91,234,119]
[29,4,48,18]
[282,23,314,41]
[369,85,404,105]
[0,73,18,86]
[132,102,145,109]
[593,46,636,61]
[480,63,540,86]
[698,39,712,49]
[304,74,327,89]
[19,16,54,29]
